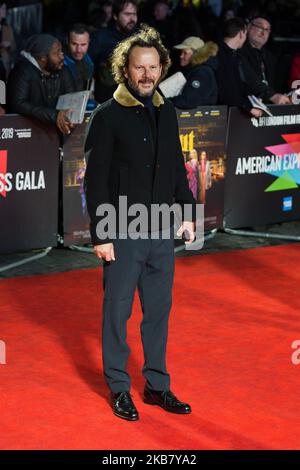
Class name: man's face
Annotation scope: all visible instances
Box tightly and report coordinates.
[115,2,137,33]
[154,2,169,21]
[248,18,271,49]
[179,48,194,67]
[0,3,7,20]
[68,32,90,61]
[103,3,113,22]
[46,41,64,71]
[125,46,162,97]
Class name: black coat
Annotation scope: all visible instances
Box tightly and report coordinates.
[7,57,75,124]
[84,84,196,245]
[89,25,137,64]
[170,57,218,109]
[216,41,270,112]
[240,41,276,100]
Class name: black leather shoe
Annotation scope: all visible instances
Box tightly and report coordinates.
[111,391,139,421]
[144,386,191,414]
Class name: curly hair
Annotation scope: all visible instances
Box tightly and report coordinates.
[111,24,171,84]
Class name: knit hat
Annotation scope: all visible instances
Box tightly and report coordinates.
[25,34,59,59]
[174,37,205,51]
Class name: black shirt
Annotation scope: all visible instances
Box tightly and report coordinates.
[241,41,276,99]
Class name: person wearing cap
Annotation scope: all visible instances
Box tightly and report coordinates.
[168,36,218,109]
[7,34,76,134]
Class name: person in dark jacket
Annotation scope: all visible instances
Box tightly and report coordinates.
[7,34,76,134]
[89,0,138,64]
[64,24,94,92]
[169,36,218,109]
[85,25,196,422]
[89,0,138,102]
[149,0,174,49]
[216,18,263,117]
[64,23,97,111]
[241,16,290,105]
[0,1,16,79]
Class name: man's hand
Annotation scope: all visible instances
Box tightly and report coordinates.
[177,221,195,245]
[270,93,291,105]
[56,110,74,135]
[94,243,115,261]
[250,107,263,118]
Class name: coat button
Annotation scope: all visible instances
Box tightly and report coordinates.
[156,164,160,169]
[146,164,150,168]
[143,137,147,142]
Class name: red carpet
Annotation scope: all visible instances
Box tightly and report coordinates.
[1,243,300,450]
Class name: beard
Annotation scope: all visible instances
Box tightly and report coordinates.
[120,21,136,34]
[45,57,64,73]
[127,76,157,97]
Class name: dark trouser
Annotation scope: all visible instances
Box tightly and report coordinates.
[102,234,175,394]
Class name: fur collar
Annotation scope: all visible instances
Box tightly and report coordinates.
[191,41,218,66]
[113,83,164,108]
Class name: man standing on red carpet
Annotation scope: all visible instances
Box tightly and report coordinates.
[84,25,196,421]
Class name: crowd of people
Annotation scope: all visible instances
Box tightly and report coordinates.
[1,0,300,131]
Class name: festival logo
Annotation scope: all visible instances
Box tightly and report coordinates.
[0,149,46,198]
